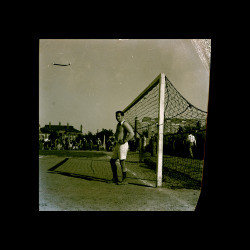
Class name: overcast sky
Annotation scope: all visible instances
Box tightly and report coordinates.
[39,39,210,134]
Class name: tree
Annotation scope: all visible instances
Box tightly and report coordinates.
[196,121,201,130]
[75,133,84,143]
[85,131,95,143]
[96,129,114,143]
[49,131,59,142]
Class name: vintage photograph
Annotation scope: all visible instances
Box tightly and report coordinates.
[38,39,211,211]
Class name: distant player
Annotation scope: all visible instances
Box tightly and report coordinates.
[110,111,135,184]
[97,138,102,151]
[187,133,196,158]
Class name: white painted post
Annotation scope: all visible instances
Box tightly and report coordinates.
[156,73,165,187]
[103,134,106,149]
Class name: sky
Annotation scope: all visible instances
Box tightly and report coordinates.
[39,39,210,134]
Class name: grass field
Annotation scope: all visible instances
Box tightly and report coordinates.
[39,149,107,158]
[38,150,201,211]
[39,149,203,190]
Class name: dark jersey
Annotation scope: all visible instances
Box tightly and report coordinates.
[115,120,134,142]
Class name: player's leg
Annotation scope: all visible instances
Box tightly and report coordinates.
[110,159,119,183]
[119,142,129,184]
[189,143,194,158]
[120,160,128,184]
[110,144,119,183]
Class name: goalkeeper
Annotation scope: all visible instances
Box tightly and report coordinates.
[110,111,134,184]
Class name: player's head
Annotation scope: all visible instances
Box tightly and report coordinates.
[115,111,124,122]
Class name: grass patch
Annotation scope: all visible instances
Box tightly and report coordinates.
[39,150,107,158]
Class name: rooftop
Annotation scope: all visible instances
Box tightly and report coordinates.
[40,124,81,134]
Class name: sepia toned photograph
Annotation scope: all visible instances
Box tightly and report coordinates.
[38,38,211,211]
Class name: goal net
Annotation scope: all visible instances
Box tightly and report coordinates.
[123,73,208,188]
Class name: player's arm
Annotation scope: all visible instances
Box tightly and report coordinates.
[122,122,135,143]
[114,124,119,142]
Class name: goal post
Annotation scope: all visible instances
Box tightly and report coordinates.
[122,73,165,187]
[156,73,165,187]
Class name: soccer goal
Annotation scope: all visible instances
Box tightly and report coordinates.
[123,73,208,188]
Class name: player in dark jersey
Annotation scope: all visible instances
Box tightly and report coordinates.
[110,111,134,184]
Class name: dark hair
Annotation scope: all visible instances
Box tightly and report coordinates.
[116,111,124,116]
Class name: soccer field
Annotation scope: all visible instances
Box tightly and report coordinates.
[39,150,203,189]
[38,150,201,211]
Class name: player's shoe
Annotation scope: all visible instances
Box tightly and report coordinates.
[119,178,128,185]
[118,172,128,185]
[111,178,119,184]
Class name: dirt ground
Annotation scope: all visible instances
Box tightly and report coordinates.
[39,151,201,211]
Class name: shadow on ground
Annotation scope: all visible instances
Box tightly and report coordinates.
[47,157,154,188]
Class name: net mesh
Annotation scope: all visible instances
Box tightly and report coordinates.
[124,79,159,137]
[162,76,207,189]
[164,76,207,133]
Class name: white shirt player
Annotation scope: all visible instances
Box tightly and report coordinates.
[187,134,196,145]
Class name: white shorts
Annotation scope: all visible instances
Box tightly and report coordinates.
[111,142,129,160]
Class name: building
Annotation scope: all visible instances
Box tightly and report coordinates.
[164,118,205,134]
[39,122,83,141]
